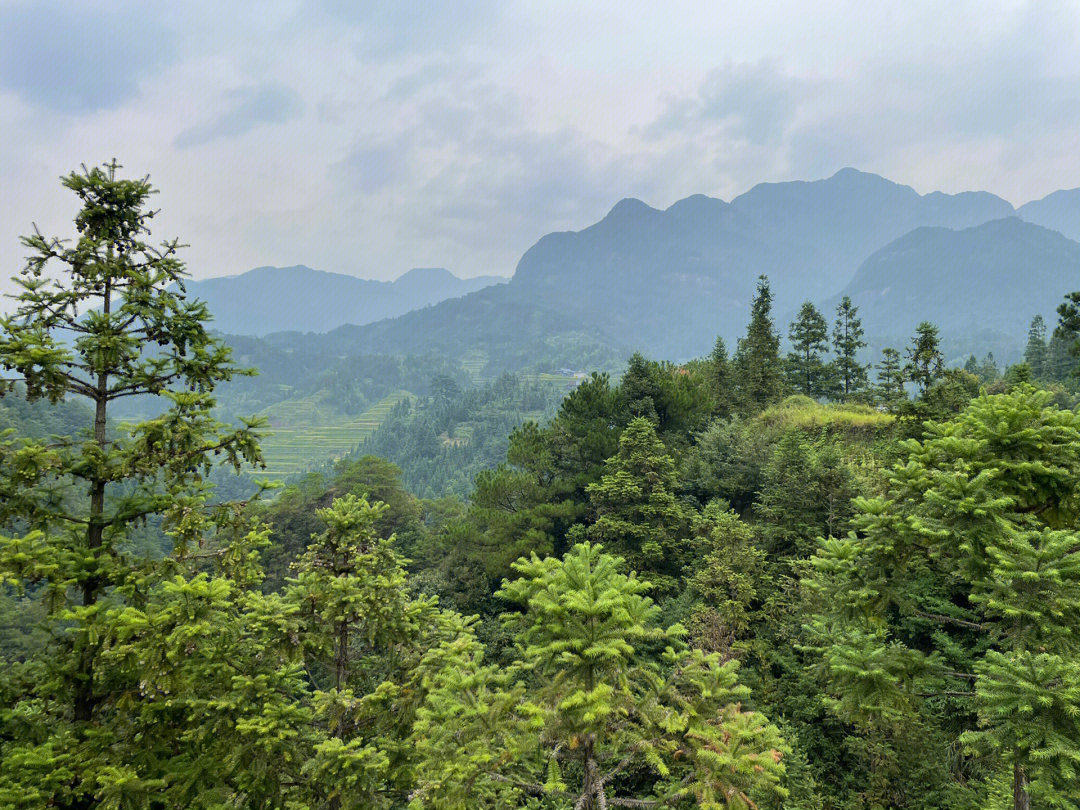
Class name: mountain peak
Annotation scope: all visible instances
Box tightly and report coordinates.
[394,267,456,284]
[603,197,660,222]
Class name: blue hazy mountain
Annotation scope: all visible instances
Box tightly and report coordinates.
[315,169,1020,361]
[186,265,506,335]
[829,217,1080,347]
[1018,188,1080,242]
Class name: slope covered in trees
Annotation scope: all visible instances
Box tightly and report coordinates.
[243,169,1073,369]
[5,164,1080,810]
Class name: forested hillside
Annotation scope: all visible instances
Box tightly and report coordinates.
[4,165,1080,810]
[245,168,1077,370]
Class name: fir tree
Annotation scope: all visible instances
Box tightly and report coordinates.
[832,296,868,401]
[787,301,832,398]
[903,321,944,394]
[0,162,267,808]
[874,347,906,409]
[710,335,732,416]
[1024,315,1048,379]
[582,417,689,592]
[733,275,785,413]
[411,543,788,809]
[807,387,1080,809]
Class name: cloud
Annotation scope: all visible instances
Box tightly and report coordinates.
[646,61,802,145]
[314,0,504,56]
[0,0,176,113]
[175,83,303,148]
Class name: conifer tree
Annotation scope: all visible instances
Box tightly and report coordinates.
[286,494,470,807]
[807,387,1080,809]
[0,162,266,808]
[903,321,944,394]
[411,543,787,809]
[832,296,868,400]
[977,352,1000,384]
[732,275,785,413]
[710,335,732,416]
[582,416,688,592]
[786,301,831,398]
[1024,315,1049,379]
[874,347,906,409]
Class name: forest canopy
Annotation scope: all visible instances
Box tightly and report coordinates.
[2,166,1080,810]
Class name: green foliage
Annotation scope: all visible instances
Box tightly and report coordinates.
[832,296,868,401]
[787,301,835,398]
[412,543,787,809]
[808,386,1080,808]
[874,346,907,410]
[581,417,690,593]
[733,275,786,414]
[904,321,945,394]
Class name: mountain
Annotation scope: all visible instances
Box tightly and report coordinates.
[187,265,505,335]
[831,217,1080,351]
[1018,188,1080,242]
[313,169,1016,363]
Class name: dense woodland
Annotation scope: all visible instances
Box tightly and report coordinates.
[2,166,1080,810]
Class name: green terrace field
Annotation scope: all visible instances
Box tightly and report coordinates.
[254,389,415,479]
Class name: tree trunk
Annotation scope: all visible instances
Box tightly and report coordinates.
[1013,760,1030,810]
[75,279,110,724]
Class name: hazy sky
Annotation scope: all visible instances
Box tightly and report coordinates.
[1,0,1078,294]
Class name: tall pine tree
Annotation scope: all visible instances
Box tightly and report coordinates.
[904,321,944,394]
[786,301,832,398]
[833,296,868,400]
[733,275,785,413]
[1024,315,1048,379]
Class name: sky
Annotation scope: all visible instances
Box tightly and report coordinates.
[1,0,1079,296]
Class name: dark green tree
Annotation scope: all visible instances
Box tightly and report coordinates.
[710,335,732,416]
[807,387,1080,809]
[0,162,265,807]
[832,296,868,400]
[786,301,832,398]
[874,347,907,410]
[1024,315,1049,379]
[732,275,785,414]
[904,321,944,395]
[581,417,689,592]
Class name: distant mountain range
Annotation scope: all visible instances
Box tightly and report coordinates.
[187,265,506,335]
[829,217,1080,346]
[208,168,1080,371]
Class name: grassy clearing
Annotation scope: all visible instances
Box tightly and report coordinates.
[254,389,414,479]
[759,395,894,434]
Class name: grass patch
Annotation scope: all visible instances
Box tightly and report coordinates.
[758,395,894,434]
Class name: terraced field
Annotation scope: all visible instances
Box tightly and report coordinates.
[254,389,414,479]
[459,350,488,380]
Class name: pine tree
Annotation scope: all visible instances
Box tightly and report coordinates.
[710,336,732,416]
[787,301,832,398]
[874,347,906,409]
[832,296,868,401]
[733,275,785,413]
[0,162,267,807]
[582,417,689,592]
[807,387,1080,809]
[904,321,944,394]
[286,494,469,807]
[1024,315,1048,379]
[411,543,788,809]
[977,352,1000,384]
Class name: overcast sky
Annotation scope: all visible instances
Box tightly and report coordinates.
[1,0,1078,294]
